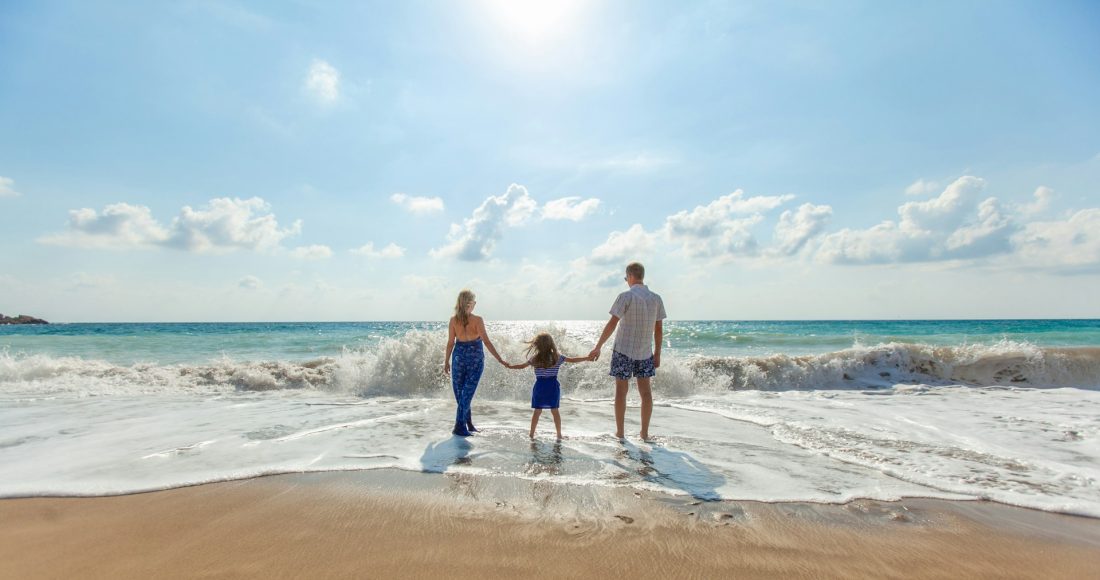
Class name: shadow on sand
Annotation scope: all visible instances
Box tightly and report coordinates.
[614,440,725,501]
[419,436,475,473]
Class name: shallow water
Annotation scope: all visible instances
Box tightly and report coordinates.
[1,320,1098,517]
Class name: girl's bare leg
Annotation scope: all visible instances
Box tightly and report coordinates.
[550,408,562,440]
[529,409,542,439]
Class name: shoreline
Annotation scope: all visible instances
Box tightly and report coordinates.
[2,470,1098,579]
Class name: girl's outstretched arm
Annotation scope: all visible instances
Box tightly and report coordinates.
[505,361,532,370]
[563,355,590,363]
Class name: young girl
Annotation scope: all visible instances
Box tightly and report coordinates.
[505,332,592,440]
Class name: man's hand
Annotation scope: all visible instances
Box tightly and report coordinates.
[588,347,601,361]
[653,352,661,369]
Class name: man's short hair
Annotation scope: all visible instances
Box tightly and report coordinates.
[626,262,645,281]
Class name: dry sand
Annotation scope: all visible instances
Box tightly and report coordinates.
[2,470,1098,579]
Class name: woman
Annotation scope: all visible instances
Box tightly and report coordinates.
[444,289,506,437]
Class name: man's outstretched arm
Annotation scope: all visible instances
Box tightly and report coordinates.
[589,316,619,360]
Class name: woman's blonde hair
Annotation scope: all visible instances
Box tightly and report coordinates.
[454,289,476,328]
[525,332,559,369]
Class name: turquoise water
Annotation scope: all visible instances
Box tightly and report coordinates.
[2,320,1099,365]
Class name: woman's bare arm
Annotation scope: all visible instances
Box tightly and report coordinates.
[477,317,506,364]
[443,318,455,374]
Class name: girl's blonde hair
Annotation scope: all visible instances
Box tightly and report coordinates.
[453,289,476,328]
[525,332,560,369]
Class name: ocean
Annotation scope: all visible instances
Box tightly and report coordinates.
[2,320,1099,516]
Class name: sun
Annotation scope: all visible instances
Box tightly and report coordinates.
[479,0,585,48]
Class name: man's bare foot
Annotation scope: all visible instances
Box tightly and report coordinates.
[614,432,625,441]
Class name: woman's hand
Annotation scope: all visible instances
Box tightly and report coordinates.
[444,362,451,375]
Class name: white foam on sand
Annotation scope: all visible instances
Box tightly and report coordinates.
[2,384,1098,517]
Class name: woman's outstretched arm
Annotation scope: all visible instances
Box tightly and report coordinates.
[443,318,455,375]
[477,317,506,365]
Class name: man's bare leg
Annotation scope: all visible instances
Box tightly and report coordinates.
[614,379,629,439]
[637,377,653,440]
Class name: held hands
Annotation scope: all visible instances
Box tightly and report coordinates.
[587,347,601,361]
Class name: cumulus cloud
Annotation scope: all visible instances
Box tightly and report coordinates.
[905,178,940,196]
[350,242,405,259]
[39,202,170,249]
[1012,209,1100,274]
[40,197,302,253]
[0,176,19,198]
[290,244,333,260]
[589,224,657,265]
[165,198,302,253]
[663,190,793,258]
[391,193,444,214]
[430,184,536,261]
[817,176,1016,264]
[542,196,600,221]
[772,203,833,255]
[305,59,340,104]
[1015,186,1055,217]
[238,275,263,290]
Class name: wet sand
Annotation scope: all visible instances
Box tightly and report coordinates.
[2,470,1098,579]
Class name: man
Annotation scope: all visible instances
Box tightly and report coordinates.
[589,262,666,441]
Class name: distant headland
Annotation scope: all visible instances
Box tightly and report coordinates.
[0,314,49,325]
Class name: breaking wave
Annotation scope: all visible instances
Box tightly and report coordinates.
[2,331,1099,398]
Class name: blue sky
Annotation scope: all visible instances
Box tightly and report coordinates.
[2,0,1099,321]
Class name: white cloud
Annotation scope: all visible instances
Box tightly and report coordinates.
[542,196,600,221]
[589,224,657,265]
[772,203,833,255]
[596,271,624,288]
[943,197,1014,258]
[39,202,170,249]
[0,176,19,198]
[166,197,302,253]
[430,184,536,261]
[1016,186,1055,217]
[290,244,333,260]
[816,176,1018,264]
[238,275,263,290]
[1012,208,1100,274]
[305,59,340,105]
[391,193,444,214]
[663,190,792,258]
[350,242,405,259]
[897,176,987,233]
[40,197,301,253]
[905,178,940,196]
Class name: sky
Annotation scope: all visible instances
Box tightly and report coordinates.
[1,0,1099,322]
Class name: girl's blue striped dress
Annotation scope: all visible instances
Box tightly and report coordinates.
[531,355,566,409]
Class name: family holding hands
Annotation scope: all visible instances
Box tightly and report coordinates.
[444,262,667,441]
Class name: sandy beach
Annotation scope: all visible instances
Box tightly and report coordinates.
[2,470,1098,580]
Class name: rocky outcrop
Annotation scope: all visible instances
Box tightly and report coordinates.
[0,314,48,325]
